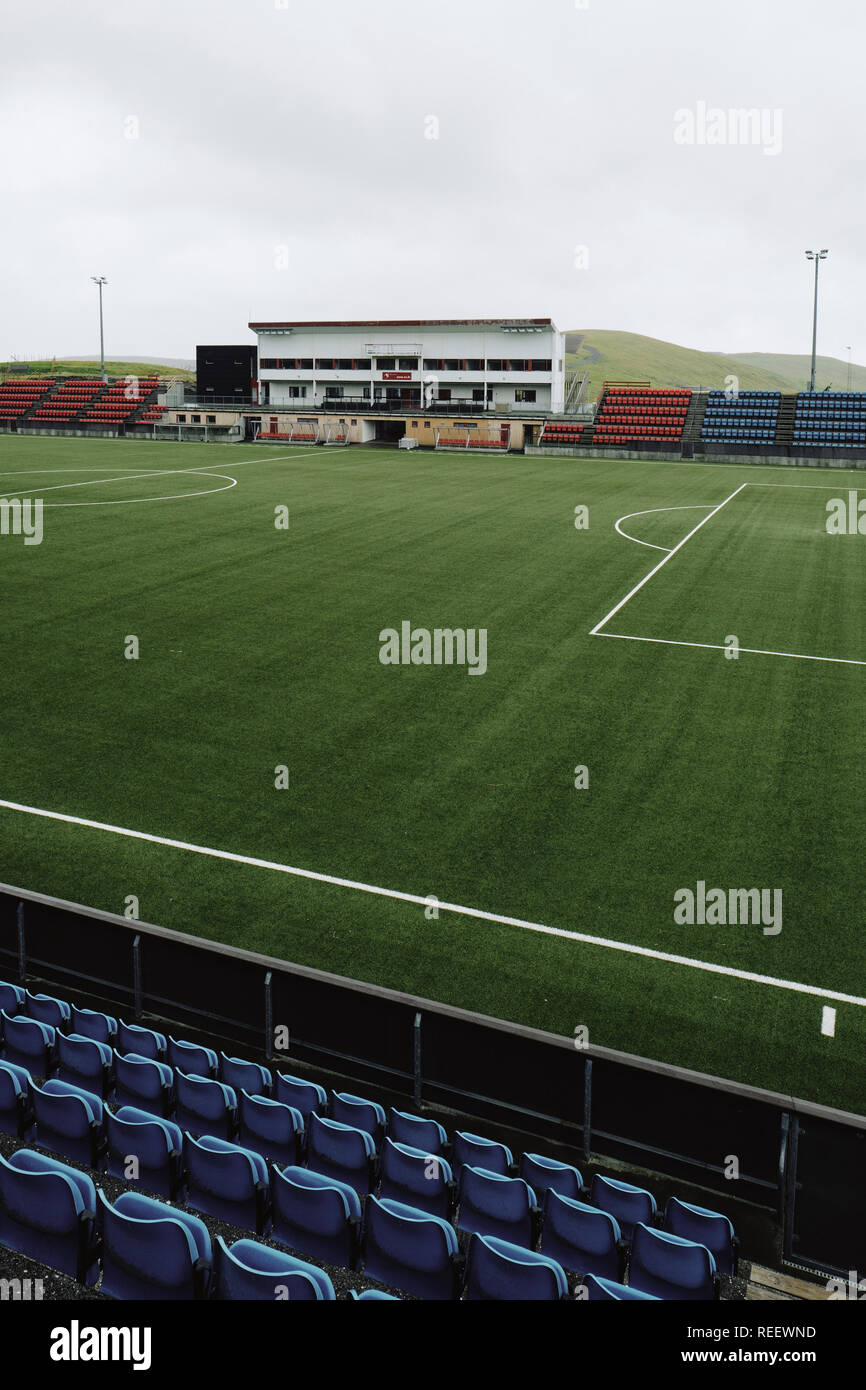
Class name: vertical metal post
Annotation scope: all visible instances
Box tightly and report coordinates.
[132,933,142,1019]
[264,971,273,1062]
[16,900,26,982]
[413,1012,423,1109]
[810,256,820,393]
[782,1112,800,1260]
[583,1057,593,1164]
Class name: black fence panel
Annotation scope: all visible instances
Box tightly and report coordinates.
[271,970,417,1088]
[590,1057,783,1204]
[138,933,265,1053]
[19,897,135,1014]
[420,1013,585,1142]
[788,1116,866,1277]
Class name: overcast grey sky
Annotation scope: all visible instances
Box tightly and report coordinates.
[3,0,864,361]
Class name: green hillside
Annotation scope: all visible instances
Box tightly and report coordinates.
[566,330,866,401]
[0,359,194,382]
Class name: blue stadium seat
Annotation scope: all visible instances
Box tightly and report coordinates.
[457,1166,539,1247]
[663,1196,739,1277]
[464,1233,568,1301]
[584,1273,660,1301]
[168,1036,218,1078]
[362,1195,461,1300]
[117,1020,167,1060]
[25,990,71,1030]
[0,1060,33,1138]
[98,1189,213,1300]
[275,1072,327,1119]
[0,981,24,1016]
[1,1010,55,1077]
[271,1165,361,1268]
[628,1222,718,1301]
[0,1149,99,1284]
[519,1152,584,1201]
[330,1091,386,1145]
[71,1007,117,1047]
[105,1107,184,1200]
[452,1131,513,1176]
[31,1078,105,1168]
[238,1090,304,1168]
[184,1134,270,1234]
[174,1071,237,1140]
[115,1052,175,1117]
[215,1236,336,1301]
[220,1053,272,1097]
[307,1111,377,1195]
[591,1173,657,1240]
[540,1188,624,1280]
[388,1107,448,1155]
[56,1032,113,1098]
[379,1138,455,1220]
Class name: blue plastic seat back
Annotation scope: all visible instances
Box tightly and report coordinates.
[591,1174,657,1240]
[629,1223,716,1301]
[271,1166,360,1268]
[238,1091,303,1167]
[99,1189,212,1300]
[184,1134,268,1233]
[452,1131,512,1176]
[0,1060,32,1136]
[388,1108,447,1155]
[275,1072,327,1119]
[585,1273,660,1301]
[118,1021,166,1061]
[664,1197,736,1277]
[519,1153,583,1202]
[363,1196,459,1301]
[458,1166,536,1246]
[105,1107,183,1197]
[464,1233,568,1301]
[330,1091,386,1143]
[175,1072,237,1137]
[308,1112,377,1195]
[71,1007,117,1046]
[115,1052,174,1115]
[380,1139,453,1220]
[0,982,24,1016]
[26,991,71,1029]
[541,1189,621,1280]
[216,1236,335,1301]
[220,1053,272,1097]
[33,1078,102,1129]
[0,1149,99,1284]
[168,1037,218,1078]
[2,1010,55,1074]
[56,1033,113,1093]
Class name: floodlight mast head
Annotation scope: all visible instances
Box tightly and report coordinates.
[805,250,829,391]
[91,276,108,381]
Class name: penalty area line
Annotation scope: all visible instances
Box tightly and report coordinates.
[0,796,864,1010]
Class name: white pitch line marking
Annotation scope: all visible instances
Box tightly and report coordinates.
[590,483,749,637]
[594,631,866,668]
[0,796,865,1010]
[821,1007,837,1037]
[614,505,717,553]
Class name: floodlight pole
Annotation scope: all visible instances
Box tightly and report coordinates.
[805,250,828,392]
[91,276,108,381]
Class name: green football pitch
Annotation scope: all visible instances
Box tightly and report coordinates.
[1,434,864,1113]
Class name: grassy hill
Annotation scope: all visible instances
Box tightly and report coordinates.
[0,359,195,382]
[566,331,866,401]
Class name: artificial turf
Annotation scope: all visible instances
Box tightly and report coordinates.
[0,434,864,1113]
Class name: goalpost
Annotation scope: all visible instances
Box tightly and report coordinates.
[324,423,349,446]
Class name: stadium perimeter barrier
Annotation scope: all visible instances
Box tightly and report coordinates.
[0,881,862,1281]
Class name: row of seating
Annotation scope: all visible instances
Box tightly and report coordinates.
[594,427,683,439]
[0,983,739,1299]
[605,389,691,400]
